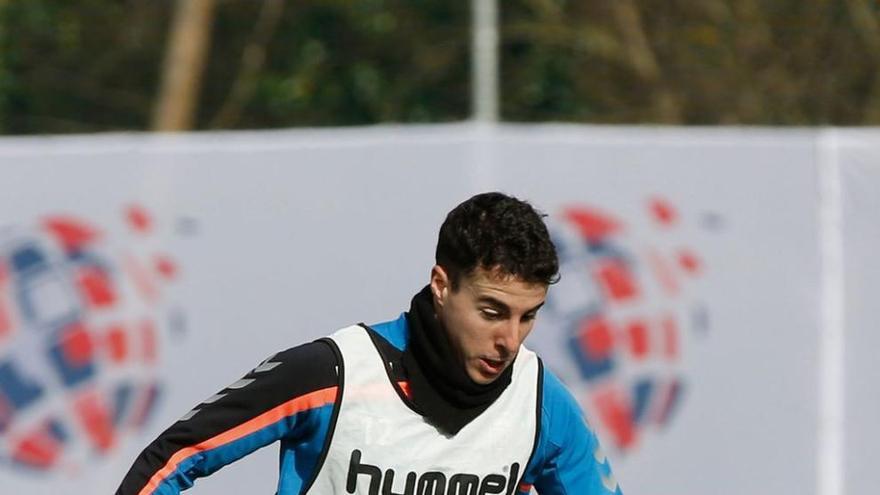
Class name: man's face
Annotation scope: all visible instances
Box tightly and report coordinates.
[430,265,548,385]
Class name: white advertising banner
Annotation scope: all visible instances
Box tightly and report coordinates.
[0,124,873,495]
[836,130,880,495]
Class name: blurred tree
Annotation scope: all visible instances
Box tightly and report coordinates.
[0,0,469,134]
[200,0,469,129]
[502,0,880,124]
[153,0,217,131]
[0,0,168,133]
[2,0,880,133]
[209,0,284,129]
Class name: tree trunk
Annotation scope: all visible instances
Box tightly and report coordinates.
[152,0,217,131]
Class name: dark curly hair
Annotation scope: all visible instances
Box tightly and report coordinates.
[436,192,560,290]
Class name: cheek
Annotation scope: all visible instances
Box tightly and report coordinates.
[448,312,488,355]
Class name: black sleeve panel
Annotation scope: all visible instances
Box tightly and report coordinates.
[116,339,340,495]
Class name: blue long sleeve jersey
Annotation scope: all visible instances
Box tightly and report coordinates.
[117,314,622,495]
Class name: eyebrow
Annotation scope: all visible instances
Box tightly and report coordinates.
[477,296,545,315]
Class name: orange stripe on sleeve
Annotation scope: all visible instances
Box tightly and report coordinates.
[137,386,338,495]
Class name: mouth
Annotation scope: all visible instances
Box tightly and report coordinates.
[478,357,507,376]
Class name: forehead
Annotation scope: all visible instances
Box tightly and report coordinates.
[460,267,548,305]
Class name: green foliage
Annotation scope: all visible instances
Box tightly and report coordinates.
[2,0,880,133]
[0,0,469,134]
[0,0,167,133]
[201,0,469,129]
[502,0,880,124]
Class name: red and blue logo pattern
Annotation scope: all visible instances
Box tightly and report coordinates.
[545,197,712,453]
[0,206,179,474]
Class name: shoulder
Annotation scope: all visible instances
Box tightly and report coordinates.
[364,312,410,351]
[209,339,342,411]
[267,339,340,383]
[273,338,339,366]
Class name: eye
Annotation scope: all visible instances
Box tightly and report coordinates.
[521,313,537,322]
[481,308,503,320]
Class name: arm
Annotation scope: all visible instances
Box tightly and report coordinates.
[116,340,341,495]
[523,366,622,495]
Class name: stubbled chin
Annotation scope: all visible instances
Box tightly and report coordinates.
[471,375,496,385]
[466,370,485,384]
[469,366,501,385]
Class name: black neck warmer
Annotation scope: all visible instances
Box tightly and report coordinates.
[402,285,512,435]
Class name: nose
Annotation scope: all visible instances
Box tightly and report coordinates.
[495,319,522,357]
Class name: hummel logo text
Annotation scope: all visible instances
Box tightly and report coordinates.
[346,449,520,495]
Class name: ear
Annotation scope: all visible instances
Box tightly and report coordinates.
[430,265,449,308]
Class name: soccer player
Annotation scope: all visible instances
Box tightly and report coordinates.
[116,192,622,495]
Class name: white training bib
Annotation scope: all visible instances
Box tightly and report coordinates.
[307,325,540,495]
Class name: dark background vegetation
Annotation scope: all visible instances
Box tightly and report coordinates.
[2,0,880,134]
